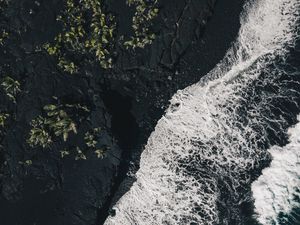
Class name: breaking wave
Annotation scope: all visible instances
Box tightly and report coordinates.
[252,115,300,225]
[104,0,300,224]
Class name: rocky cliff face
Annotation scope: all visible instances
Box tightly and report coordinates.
[0,0,244,224]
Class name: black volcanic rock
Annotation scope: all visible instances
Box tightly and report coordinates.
[0,0,245,224]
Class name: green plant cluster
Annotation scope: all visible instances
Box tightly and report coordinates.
[19,159,33,166]
[27,116,52,148]
[0,112,9,127]
[0,0,10,45]
[58,127,106,160]
[60,147,88,160]
[1,76,21,103]
[0,112,9,141]
[124,0,159,49]
[27,103,89,148]
[75,146,87,160]
[0,30,8,45]
[44,0,116,73]
[84,127,106,158]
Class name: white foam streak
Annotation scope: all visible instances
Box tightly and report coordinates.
[252,115,300,225]
[104,0,300,224]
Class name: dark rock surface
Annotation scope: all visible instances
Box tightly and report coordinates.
[0,0,245,224]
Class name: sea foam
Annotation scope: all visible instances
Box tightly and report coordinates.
[252,115,300,225]
[104,0,300,224]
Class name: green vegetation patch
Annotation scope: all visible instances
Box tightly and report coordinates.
[27,116,53,148]
[84,127,106,158]
[27,102,107,161]
[44,0,117,73]
[0,112,9,128]
[124,0,159,49]
[27,102,89,148]
[0,30,8,45]
[1,76,21,103]
[0,0,10,45]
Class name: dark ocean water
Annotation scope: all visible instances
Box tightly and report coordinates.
[238,27,300,225]
[104,1,300,225]
[270,20,300,225]
[243,7,300,225]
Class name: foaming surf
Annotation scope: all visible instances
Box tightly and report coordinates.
[252,115,300,225]
[104,0,300,224]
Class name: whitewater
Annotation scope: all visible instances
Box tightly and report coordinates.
[252,116,300,225]
[105,0,300,224]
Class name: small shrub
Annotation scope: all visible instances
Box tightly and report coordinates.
[0,30,8,45]
[27,102,88,148]
[95,149,105,159]
[84,127,106,158]
[43,104,77,142]
[124,0,159,49]
[75,147,87,160]
[18,160,33,166]
[1,76,21,103]
[27,116,52,148]
[0,112,9,127]
[60,149,70,158]
[44,0,116,72]
[84,127,101,148]
[0,0,10,45]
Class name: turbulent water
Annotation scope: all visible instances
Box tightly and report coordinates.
[252,116,300,225]
[104,0,300,224]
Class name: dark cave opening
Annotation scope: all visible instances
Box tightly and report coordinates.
[97,90,139,225]
[102,90,139,150]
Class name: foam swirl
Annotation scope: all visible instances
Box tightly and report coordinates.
[104,0,300,224]
[252,115,300,225]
